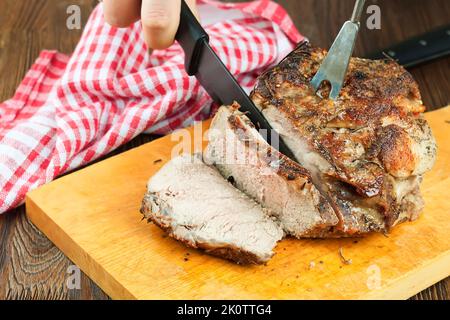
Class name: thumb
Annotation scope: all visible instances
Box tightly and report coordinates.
[141,0,199,50]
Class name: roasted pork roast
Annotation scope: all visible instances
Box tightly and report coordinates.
[141,42,437,263]
[251,42,436,235]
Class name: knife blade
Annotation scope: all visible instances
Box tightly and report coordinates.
[175,0,297,162]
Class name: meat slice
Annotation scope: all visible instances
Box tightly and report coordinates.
[141,42,437,264]
[140,154,283,264]
[250,41,437,235]
[204,105,338,238]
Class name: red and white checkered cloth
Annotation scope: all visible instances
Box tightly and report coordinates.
[0,0,303,214]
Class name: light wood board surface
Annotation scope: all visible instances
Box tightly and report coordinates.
[25,106,450,300]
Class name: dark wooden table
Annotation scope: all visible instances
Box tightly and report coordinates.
[0,0,449,300]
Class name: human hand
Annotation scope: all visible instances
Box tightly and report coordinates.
[103,0,198,50]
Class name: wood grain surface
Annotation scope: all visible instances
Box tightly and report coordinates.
[0,0,449,300]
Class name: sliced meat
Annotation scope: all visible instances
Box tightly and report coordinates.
[141,42,437,264]
[141,154,284,264]
[250,41,437,235]
[204,105,338,238]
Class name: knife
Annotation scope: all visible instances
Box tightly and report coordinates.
[368,24,450,68]
[174,0,297,162]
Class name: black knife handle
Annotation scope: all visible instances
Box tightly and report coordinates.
[173,0,298,163]
[368,24,450,68]
[175,1,209,75]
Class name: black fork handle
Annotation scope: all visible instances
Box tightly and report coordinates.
[368,24,450,68]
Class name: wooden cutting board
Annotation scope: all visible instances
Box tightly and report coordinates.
[25,106,450,300]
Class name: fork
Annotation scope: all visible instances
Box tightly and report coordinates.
[310,0,366,100]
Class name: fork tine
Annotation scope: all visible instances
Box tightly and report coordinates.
[329,83,342,100]
[310,71,326,92]
[310,21,360,100]
[309,0,365,100]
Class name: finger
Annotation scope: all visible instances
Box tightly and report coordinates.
[141,0,181,50]
[103,0,141,28]
[185,0,199,20]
